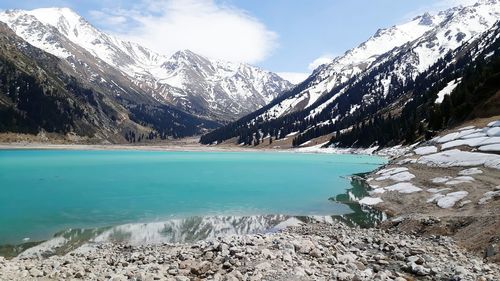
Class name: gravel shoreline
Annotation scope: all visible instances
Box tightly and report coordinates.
[1,222,498,281]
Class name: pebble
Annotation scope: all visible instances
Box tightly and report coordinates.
[0,222,498,280]
[29,268,43,277]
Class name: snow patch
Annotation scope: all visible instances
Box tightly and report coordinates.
[487,121,500,127]
[479,143,500,152]
[486,127,500,137]
[457,126,475,131]
[445,176,474,185]
[431,177,452,184]
[478,190,500,205]
[414,146,438,155]
[441,137,489,150]
[359,197,383,206]
[376,167,408,175]
[418,149,500,169]
[437,132,461,143]
[427,188,452,193]
[435,79,461,103]
[384,182,422,194]
[272,217,304,231]
[17,237,68,259]
[375,171,415,182]
[427,193,445,203]
[458,168,483,176]
[436,191,468,208]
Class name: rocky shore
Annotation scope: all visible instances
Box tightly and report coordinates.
[1,221,499,281]
[359,118,500,264]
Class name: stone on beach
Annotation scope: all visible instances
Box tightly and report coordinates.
[1,221,498,281]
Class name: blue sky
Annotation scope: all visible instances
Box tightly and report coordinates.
[1,0,475,82]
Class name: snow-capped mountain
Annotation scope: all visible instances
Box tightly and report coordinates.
[0,8,164,74]
[249,0,499,121]
[0,21,219,143]
[0,8,292,121]
[290,12,444,112]
[200,0,500,146]
[150,50,292,120]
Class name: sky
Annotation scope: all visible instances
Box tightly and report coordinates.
[0,0,478,83]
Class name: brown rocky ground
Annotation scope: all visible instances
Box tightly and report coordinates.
[372,163,500,263]
[364,118,500,264]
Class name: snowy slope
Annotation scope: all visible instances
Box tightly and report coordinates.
[254,0,500,123]
[153,50,292,119]
[255,12,445,121]
[200,0,500,146]
[0,8,165,76]
[0,8,292,121]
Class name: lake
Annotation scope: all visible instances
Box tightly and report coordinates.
[0,150,386,246]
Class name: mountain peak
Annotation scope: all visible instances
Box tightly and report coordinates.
[28,7,85,29]
[418,12,434,26]
[169,49,204,60]
[163,49,213,72]
[473,0,498,6]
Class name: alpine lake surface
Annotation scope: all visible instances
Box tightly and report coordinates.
[0,150,386,256]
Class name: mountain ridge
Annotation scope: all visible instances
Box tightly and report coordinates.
[0,21,219,143]
[200,0,500,146]
[0,7,292,122]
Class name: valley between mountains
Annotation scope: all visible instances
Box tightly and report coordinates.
[0,0,499,148]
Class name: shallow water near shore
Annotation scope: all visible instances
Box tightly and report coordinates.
[0,149,385,252]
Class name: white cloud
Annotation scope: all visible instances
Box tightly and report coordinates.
[89,10,127,26]
[277,72,309,84]
[308,54,336,71]
[96,0,278,64]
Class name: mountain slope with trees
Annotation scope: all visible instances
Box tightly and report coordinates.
[200,1,500,148]
[332,25,500,147]
[0,23,218,143]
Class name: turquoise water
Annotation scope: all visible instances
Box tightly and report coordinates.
[0,150,385,245]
